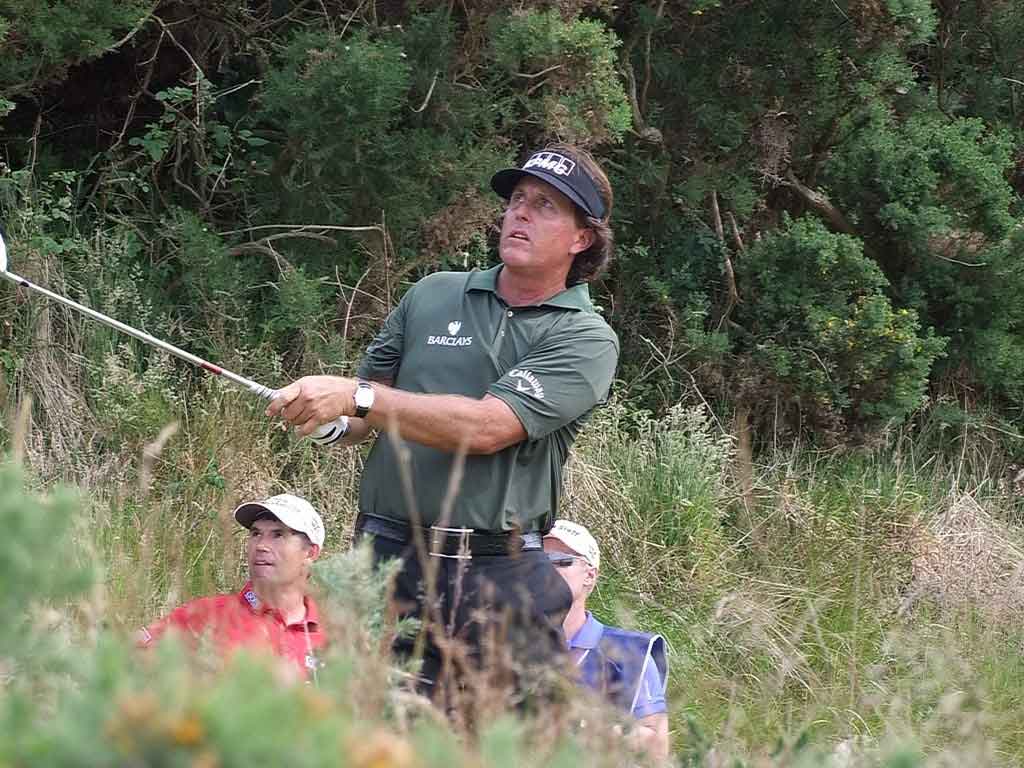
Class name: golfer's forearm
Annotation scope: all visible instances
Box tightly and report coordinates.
[337,417,374,447]
[365,386,521,454]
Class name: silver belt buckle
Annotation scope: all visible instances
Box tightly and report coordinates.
[429,525,473,559]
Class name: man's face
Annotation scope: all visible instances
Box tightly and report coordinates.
[499,176,594,277]
[246,517,317,589]
[544,537,597,605]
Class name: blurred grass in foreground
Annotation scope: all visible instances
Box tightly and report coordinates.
[2,385,1024,765]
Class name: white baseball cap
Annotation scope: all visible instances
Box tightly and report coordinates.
[544,519,600,570]
[233,494,325,547]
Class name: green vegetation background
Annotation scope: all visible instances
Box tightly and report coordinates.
[1,1,1023,765]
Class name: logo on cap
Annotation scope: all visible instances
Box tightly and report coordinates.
[523,151,576,177]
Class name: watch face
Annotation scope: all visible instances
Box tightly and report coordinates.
[355,384,374,409]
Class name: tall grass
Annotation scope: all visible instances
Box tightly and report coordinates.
[563,400,1024,765]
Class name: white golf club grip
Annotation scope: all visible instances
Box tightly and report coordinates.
[269,387,350,446]
[308,416,350,446]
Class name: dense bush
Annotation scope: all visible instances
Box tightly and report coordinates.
[2,1,1021,441]
[736,217,947,426]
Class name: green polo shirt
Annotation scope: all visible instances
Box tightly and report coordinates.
[355,265,619,532]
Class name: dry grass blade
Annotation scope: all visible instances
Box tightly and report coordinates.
[904,492,1024,622]
[16,257,92,470]
[11,394,32,465]
[139,421,179,496]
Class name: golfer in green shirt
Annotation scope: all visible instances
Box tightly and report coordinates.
[269,143,619,702]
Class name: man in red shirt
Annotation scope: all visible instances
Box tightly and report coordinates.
[139,494,327,680]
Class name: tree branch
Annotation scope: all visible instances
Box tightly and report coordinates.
[411,70,439,113]
[711,191,741,331]
[783,169,857,236]
[105,7,158,54]
[640,0,666,115]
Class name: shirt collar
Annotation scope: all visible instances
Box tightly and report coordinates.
[238,581,262,612]
[302,595,321,631]
[465,265,594,311]
[568,612,604,650]
[237,581,320,630]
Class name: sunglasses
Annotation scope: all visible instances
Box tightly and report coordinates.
[546,552,586,568]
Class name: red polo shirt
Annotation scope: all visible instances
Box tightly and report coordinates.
[139,582,326,677]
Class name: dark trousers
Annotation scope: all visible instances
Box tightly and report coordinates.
[359,529,573,707]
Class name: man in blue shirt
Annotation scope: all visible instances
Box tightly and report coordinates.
[544,520,669,761]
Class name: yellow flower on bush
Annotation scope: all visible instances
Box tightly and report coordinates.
[347,729,418,768]
[105,691,162,751]
[168,714,204,747]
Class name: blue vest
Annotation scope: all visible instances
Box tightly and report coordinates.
[577,624,668,716]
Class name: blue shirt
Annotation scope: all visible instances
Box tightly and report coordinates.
[568,612,668,719]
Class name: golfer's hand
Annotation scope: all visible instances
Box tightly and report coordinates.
[268,376,356,436]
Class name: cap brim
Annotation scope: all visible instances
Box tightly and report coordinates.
[233,502,272,529]
[490,168,600,219]
[543,530,582,557]
[543,529,599,569]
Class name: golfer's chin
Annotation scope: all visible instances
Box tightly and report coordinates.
[250,563,276,579]
[498,238,534,265]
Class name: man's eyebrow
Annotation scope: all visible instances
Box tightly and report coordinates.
[250,523,289,534]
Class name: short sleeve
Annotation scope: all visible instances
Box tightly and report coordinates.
[356,288,413,381]
[488,320,618,441]
[631,650,668,718]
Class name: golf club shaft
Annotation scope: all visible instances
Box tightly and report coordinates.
[0,266,349,444]
[0,269,273,397]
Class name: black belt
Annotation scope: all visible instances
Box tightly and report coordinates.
[356,514,542,559]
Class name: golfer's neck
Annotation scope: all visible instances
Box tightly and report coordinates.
[497,264,569,307]
[252,580,307,625]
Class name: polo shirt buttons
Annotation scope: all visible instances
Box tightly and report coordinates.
[507,310,514,317]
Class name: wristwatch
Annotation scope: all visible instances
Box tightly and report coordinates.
[353,381,375,418]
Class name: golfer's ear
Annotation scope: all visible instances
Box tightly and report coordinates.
[570,226,595,256]
[307,543,321,562]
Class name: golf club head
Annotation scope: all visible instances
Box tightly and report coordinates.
[0,229,7,272]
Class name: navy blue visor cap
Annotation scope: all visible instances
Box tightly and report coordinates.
[491,150,607,220]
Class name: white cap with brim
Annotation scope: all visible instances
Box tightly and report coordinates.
[233,493,325,548]
[544,519,600,570]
